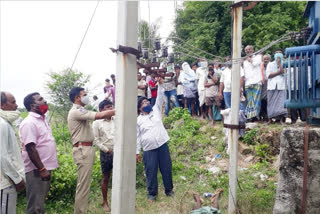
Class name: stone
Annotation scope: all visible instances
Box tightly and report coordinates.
[244,155,255,163]
[245,122,258,130]
[208,166,221,174]
[273,127,320,214]
[211,136,217,140]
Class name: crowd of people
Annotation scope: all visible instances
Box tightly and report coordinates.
[0,45,306,214]
[136,45,305,125]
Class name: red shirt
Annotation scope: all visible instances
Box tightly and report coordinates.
[148,79,157,98]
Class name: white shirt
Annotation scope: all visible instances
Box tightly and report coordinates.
[220,67,244,92]
[243,55,262,86]
[266,61,286,90]
[177,71,184,96]
[92,117,115,153]
[136,85,169,154]
[0,117,25,190]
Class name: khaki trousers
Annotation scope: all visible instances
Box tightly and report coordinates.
[72,146,95,214]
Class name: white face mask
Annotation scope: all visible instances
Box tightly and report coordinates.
[200,61,208,68]
[81,95,90,106]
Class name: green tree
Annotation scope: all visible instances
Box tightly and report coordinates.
[172,1,308,63]
[138,19,161,50]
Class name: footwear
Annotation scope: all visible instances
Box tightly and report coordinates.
[166,191,175,197]
[147,195,156,202]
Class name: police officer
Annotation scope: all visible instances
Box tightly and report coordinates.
[68,87,115,214]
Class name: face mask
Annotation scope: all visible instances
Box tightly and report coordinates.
[81,95,90,106]
[142,105,152,113]
[0,109,21,123]
[274,53,283,62]
[197,62,201,67]
[36,104,49,115]
[200,61,208,68]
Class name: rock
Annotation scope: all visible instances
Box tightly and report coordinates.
[260,174,268,181]
[180,176,187,181]
[273,127,320,214]
[245,122,258,130]
[211,136,217,140]
[244,155,255,163]
[239,142,252,155]
[208,166,221,174]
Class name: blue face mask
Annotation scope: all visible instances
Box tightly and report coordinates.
[197,62,201,67]
[274,53,283,62]
[142,105,152,113]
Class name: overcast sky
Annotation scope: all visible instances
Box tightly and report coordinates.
[0,1,177,107]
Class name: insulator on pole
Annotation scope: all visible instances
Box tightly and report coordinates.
[168,53,174,63]
[151,52,157,63]
[154,39,161,50]
[161,47,168,58]
[142,48,149,59]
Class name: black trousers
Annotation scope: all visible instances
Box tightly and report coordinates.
[143,143,173,198]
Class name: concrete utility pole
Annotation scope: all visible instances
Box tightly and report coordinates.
[111,1,138,214]
[228,1,243,214]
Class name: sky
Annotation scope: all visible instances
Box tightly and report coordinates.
[0,1,178,107]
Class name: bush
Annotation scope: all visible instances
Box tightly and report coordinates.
[49,144,102,202]
[242,129,258,145]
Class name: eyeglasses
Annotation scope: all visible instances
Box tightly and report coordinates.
[142,100,150,104]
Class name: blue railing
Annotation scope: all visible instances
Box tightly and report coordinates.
[283,45,320,123]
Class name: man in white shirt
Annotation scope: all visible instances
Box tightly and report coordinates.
[0,91,25,214]
[266,49,287,124]
[243,45,263,121]
[136,77,174,202]
[92,99,115,212]
[219,63,245,111]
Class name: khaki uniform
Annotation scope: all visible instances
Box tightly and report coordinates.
[68,104,97,214]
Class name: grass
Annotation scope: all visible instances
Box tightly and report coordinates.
[16,108,280,214]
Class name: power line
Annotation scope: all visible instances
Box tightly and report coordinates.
[70,0,101,70]
[140,28,307,64]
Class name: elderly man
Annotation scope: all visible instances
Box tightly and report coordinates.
[260,54,271,121]
[19,92,59,214]
[0,92,25,214]
[243,45,263,122]
[136,77,174,202]
[266,49,287,124]
[68,87,115,214]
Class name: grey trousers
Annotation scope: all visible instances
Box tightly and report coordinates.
[1,185,17,214]
[26,170,50,214]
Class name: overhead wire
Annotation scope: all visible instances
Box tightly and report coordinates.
[140,27,307,65]
[70,0,101,70]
